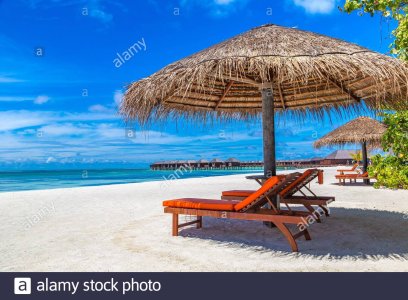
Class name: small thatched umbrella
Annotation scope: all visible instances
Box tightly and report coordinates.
[314,117,387,179]
[122,24,408,206]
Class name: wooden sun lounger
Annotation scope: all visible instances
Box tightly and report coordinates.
[163,175,315,252]
[337,163,359,174]
[221,169,335,222]
[335,172,371,185]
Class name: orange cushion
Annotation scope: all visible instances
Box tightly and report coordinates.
[163,198,237,211]
[279,169,314,197]
[222,190,254,197]
[233,176,281,211]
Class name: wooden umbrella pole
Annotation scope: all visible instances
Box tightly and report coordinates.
[362,141,370,184]
[261,87,279,228]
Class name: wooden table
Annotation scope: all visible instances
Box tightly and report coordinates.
[245,175,268,185]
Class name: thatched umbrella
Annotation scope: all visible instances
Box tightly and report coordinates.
[122,24,408,205]
[314,117,387,184]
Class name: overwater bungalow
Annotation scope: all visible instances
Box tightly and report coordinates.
[150,150,359,171]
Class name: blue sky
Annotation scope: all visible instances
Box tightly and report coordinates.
[0,0,394,170]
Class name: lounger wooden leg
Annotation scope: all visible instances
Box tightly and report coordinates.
[303,204,321,223]
[172,213,179,236]
[303,228,311,241]
[196,216,202,229]
[319,205,330,217]
[274,223,299,252]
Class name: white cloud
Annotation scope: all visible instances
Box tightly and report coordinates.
[89,6,113,23]
[0,111,48,131]
[88,90,122,113]
[46,156,57,163]
[214,0,236,5]
[0,110,118,131]
[89,104,110,113]
[34,95,50,105]
[38,123,92,136]
[95,123,124,139]
[292,0,338,14]
[0,114,329,168]
[113,90,123,106]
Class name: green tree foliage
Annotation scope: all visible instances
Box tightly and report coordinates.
[343,0,408,60]
[368,111,408,189]
[350,151,363,162]
[369,155,408,188]
[381,110,408,157]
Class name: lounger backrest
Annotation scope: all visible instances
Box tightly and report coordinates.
[352,163,359,170]
[233,176,281,212]
[234,172,303,212]
[301,169,321,188]
[279,169,320,198]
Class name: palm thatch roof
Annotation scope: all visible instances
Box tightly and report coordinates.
[324,150,358,160]
[211,158,223,163]
[226,157,240,162]
[122,24,408,124]
[314,117,387,148]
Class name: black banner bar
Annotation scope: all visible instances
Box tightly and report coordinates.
[1,272,406,300]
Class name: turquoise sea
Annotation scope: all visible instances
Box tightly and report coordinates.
[0,168,265,193]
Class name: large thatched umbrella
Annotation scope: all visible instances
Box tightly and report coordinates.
[314,117,387,177]
[122,24,407,206]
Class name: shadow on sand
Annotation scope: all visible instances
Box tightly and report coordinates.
[329,182,375,187]
[179,207,408,258]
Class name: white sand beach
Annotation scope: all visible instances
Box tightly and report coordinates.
[1,167,408,272]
